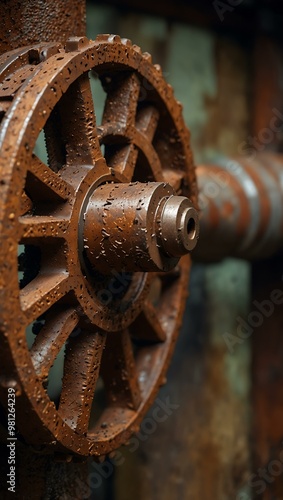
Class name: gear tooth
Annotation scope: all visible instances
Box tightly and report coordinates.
[65,36,89,52]
[121,38,132,46]
[176,100,183,111]
[132,44,142,54]
[108,451,116,460]
[143,52,152,63]
[98,454,106,463]
[154,63,162,74]
[38,44,62,62]
[108,34,121,43]
[96,34,111,42]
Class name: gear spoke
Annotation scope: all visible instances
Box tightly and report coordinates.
[30,307,79,381]
[59,72,100,166]
[20,192,33,215]
[59,329,106,434]
[44,106,66,172]
[132,136,164,182]
[106,142,138,180]
[163,169,184,193]
[19,214,70,241]
[27,154,73,202]
[20,272,70,323]
[101,329,141,411]
[158,265,181,283]
[131,301,166,342]
[102,72,141,131]
[147,276,162,307]
[136,105,159,142]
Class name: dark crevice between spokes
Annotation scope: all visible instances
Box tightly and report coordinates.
[18,244,41,289]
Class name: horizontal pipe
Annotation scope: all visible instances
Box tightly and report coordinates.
[194,153,283,261]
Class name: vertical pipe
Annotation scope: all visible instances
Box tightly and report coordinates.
[0,0,86,55]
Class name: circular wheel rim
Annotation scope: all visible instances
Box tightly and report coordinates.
[0,35,196,457]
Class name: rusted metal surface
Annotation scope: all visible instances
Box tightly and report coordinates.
[194,153,283,261]
[0,36,197,458]
[84,182,198,273]
[0,0,86,55]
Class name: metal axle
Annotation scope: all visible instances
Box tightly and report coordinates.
[83,181,199,273]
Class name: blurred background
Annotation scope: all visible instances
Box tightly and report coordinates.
[83,1,283,499]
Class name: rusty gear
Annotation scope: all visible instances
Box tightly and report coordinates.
[0,36,197,457]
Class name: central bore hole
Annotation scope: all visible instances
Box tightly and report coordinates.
[187,217,196,239]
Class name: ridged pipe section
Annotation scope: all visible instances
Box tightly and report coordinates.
[194,153,283,261]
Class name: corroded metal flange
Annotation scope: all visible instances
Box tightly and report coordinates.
[0,35,197,458]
